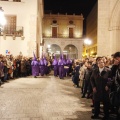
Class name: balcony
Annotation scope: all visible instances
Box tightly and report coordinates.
[42,33,81,39]
[0,0,21,2]
[1,26,24,37]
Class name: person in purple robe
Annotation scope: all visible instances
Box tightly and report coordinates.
[52,55,58,77]
[31,52,39,78]
[43,56,49,75]
[58,54,65,79]
[64,54,71,77]
[39,55,45,76]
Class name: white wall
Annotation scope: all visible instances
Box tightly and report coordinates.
[0,0,38,57]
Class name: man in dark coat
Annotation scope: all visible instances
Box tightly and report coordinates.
[31,53,39,78]
[91,58,111,119]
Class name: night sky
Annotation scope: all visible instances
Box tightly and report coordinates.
[44,0,97,35]
[44,0,97,18]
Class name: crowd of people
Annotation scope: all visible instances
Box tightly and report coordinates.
[0,52,120,120]
[71,52,120,120]
[0,54,33,85]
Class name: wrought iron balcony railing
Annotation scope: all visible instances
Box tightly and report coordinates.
[0,0,21,2]
[1,26,24,37]
[42,33,81,38]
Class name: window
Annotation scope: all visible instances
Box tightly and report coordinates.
[4,15,16,35]
[52,27,57,38]
[69,28,73,38]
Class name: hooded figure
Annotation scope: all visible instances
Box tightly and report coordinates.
[64,54,71,77]
[58,54,65,79]
[31,52,39,78]
[52,55,58,76]
[43,56,48,75]
[39,54,45,76]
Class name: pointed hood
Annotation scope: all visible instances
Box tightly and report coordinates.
[66,54,71,64]
[52,54,58,65]
[60,54,62,59]
[43,54,48,66]
[54,54,57,60]
[33,52,37,61]
[62,54,64,59]
[41,53,44,59]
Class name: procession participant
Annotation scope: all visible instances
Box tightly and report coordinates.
[52,55,58,77]
[43,55,49,75]
[39,55,45,76]
[31,52,39,78]
[58,54,65,79]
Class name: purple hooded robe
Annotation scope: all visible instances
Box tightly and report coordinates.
[58,54,65,79]
[43,57,48,75]
[52,55,58,76]
[31,53,39,77]
[39,57,45,76]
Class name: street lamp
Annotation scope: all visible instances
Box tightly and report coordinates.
[84,38,92,57]
[84,38,92,45]
[0,7,6,32]
[0,7,6,53]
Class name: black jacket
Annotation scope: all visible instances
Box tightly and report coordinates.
[90,67,112,101]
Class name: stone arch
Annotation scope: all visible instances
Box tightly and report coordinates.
[63,44,78,59]
[109,0,120,30]
[109,0,120,53]
[48,44,61,58]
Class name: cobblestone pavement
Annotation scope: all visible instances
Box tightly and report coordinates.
[0,75,92,120]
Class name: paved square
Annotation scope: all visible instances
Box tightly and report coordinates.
[0,75,92,120]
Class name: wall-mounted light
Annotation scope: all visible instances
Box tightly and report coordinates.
[0,7,6,26]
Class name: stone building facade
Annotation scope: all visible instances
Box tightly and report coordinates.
[86,2,97,57]
[86,0,120,57]
[0,0,43,57]
[42,13,84,59]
